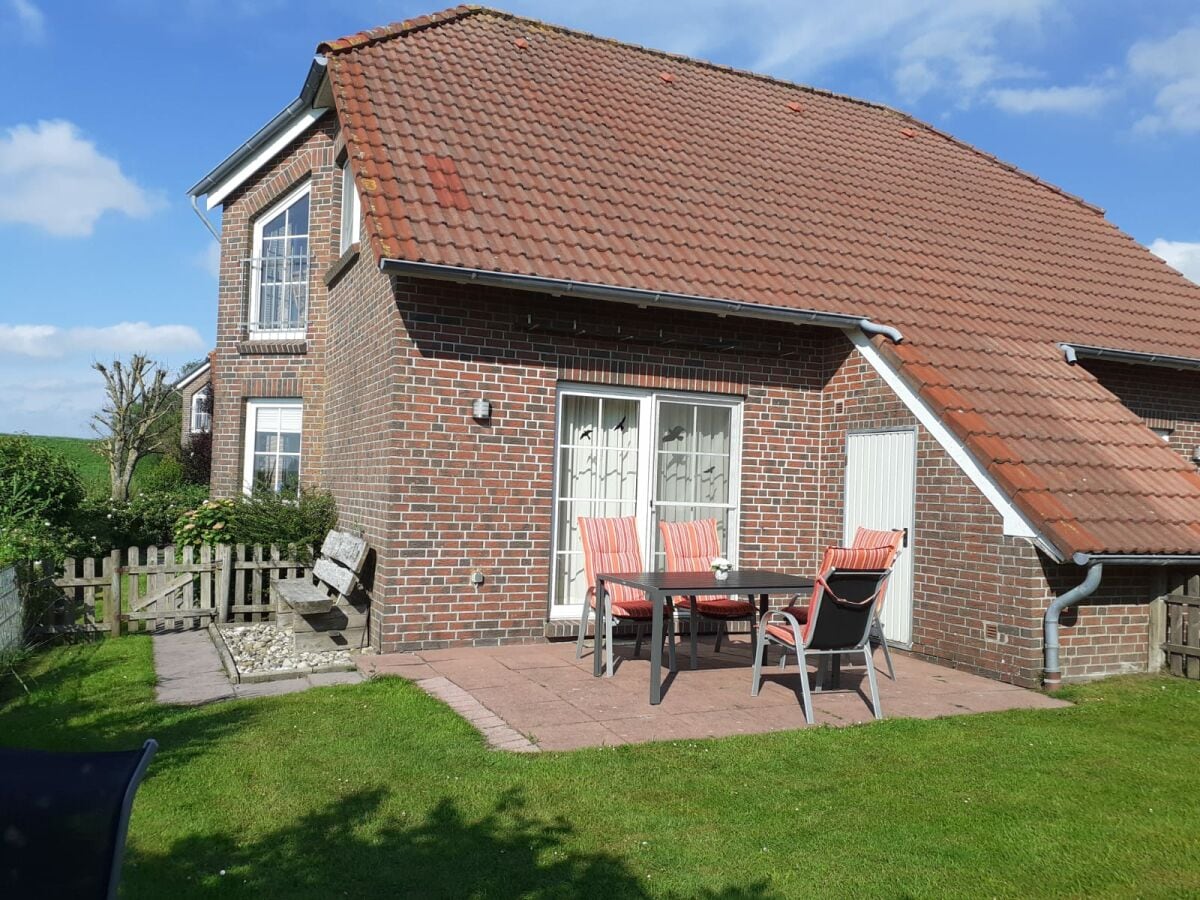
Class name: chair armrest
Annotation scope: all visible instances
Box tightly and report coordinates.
[762,609,806,647]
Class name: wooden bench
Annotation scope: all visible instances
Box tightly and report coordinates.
[272,530,370,651]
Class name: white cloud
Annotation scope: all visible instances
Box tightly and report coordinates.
[0,322,205,359]
[989,84,1113,114]
[7,0,44,42]
[1128,27,1200,134]
[0,120,163,236]
[1149,239,1200,285]
[508,0,1058,103]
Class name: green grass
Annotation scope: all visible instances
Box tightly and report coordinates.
[4,434,165,497]
[3,639,1199,898]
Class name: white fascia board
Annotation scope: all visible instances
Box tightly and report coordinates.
[850,331,1062,562]
[205,108,329,210]
[173,360,211,391]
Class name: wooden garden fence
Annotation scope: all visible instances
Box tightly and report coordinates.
[1162,572,1200,680]
[34,544,312,637]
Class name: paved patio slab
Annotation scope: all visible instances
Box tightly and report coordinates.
[357,637,1069,751]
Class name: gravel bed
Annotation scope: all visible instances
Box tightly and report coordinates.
[218,623,352,676]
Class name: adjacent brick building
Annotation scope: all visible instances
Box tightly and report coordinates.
[188,7,1200,687]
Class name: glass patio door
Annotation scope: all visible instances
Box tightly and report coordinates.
[551,386,741,617]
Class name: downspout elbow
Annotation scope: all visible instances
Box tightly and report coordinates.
[1043,561,1103,688]
[859,318,904,344]
[190,193,220,241]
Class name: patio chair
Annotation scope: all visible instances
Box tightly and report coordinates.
[751,548,892,724]
[574,516,675,676]
[0,739,158,900]
[658,518,758,661]
[851,526,905,680]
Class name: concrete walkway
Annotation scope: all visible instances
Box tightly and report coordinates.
[153,631,363,705]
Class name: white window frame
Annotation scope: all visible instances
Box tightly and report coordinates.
[248,181,310,341]
[339,158,361,255]
[242,399,303,496]
[189,385,212,434]
[549,384,743,618]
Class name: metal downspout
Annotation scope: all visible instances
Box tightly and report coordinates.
[1043,562,1103,687]
[190,193,220,241]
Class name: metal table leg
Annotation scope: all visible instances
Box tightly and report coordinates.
[593,581,606,678]
[689,597,700,670]
[650,589,664,704]
[759,593,770,667]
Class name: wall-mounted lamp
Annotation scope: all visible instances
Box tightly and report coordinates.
[1192,446,1200,464]
[471,398,492,422]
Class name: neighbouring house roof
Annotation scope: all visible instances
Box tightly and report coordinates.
[173,360,211,391]
[317,5,1200,558]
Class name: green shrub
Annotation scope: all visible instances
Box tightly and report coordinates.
[73,484,211,552]
[174,490,337,560]
[178,432,212,486]
[0,517,86,569]
[0,435,84,524]
[136,454,185,494]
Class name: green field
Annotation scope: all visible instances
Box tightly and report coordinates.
[2,638,1198,898]
[4,434,165,497]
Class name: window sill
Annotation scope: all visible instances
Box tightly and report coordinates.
[325,243,360,288]
[236,338,308,356]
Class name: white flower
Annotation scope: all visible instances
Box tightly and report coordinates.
[710,556,731,572]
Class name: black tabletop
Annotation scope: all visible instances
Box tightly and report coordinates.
[596,570,814,594]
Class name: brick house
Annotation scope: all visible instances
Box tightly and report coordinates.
[187,6,1200,687]
[174,357,213,447]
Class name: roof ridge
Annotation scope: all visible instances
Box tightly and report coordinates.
[319,5,1105,218]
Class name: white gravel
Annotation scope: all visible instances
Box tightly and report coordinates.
[218,623,352,675]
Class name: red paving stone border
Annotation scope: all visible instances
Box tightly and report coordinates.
[357,638,1069,752]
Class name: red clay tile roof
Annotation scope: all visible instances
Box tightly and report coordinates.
[320,6,1200,558]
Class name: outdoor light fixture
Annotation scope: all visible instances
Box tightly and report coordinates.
[1192,445,1200,464]
[472,398,492,421]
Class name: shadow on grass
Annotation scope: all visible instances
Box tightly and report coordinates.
[0,638,262,769]
[126,786,776,899]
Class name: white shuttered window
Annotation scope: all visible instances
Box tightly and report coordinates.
[243,400,303,496]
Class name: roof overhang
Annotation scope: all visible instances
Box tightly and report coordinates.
[378,258,905,342]
[173,360,211,391]
[1059,342,1200,372]
[1072,552,1200,566]
[187,56,330,210]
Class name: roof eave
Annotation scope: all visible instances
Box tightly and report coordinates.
[378,257,904,342]
[187,55,329,202]
[1060,342,1200,372]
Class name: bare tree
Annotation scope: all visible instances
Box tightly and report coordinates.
[91,355,175,501]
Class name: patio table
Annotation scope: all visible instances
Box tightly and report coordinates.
[594,570,815,705]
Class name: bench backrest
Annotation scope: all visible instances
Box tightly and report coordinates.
[312,530,369,599]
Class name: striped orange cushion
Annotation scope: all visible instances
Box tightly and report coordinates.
[659,518,738,606]
[850,527,903,611]
[578,516,647,606]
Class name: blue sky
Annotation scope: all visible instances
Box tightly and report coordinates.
[1,0,1199,436]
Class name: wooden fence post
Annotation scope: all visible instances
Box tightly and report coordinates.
[216,543,232,624]
[1148,568,1167,674]
[109,548,122,637]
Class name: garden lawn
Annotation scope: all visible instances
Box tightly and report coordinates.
[2,639,1199,899]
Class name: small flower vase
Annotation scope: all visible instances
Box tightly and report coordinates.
[714,569,729,581]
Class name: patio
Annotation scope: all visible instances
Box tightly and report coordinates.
[358,638,1068,751]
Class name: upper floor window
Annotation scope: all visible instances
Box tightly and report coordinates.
[339,159,360,255]
[249,182,309,340]
[190,385,212,434]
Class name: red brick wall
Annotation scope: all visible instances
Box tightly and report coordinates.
[819,348,1161,686]
[377,281,837,650]
[1082,359,1200,468]
[178,362,211,447]
[210,120,338,496]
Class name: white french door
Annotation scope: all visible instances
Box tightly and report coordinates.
[551,385,742,617]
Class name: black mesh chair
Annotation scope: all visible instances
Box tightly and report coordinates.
[0,739,157,900]
[751,569,890,724]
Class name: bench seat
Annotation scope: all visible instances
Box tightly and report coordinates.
[272,578,335,615]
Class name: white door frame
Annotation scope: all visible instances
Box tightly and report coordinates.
[843,426,917,648]
[548,383,744,619]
